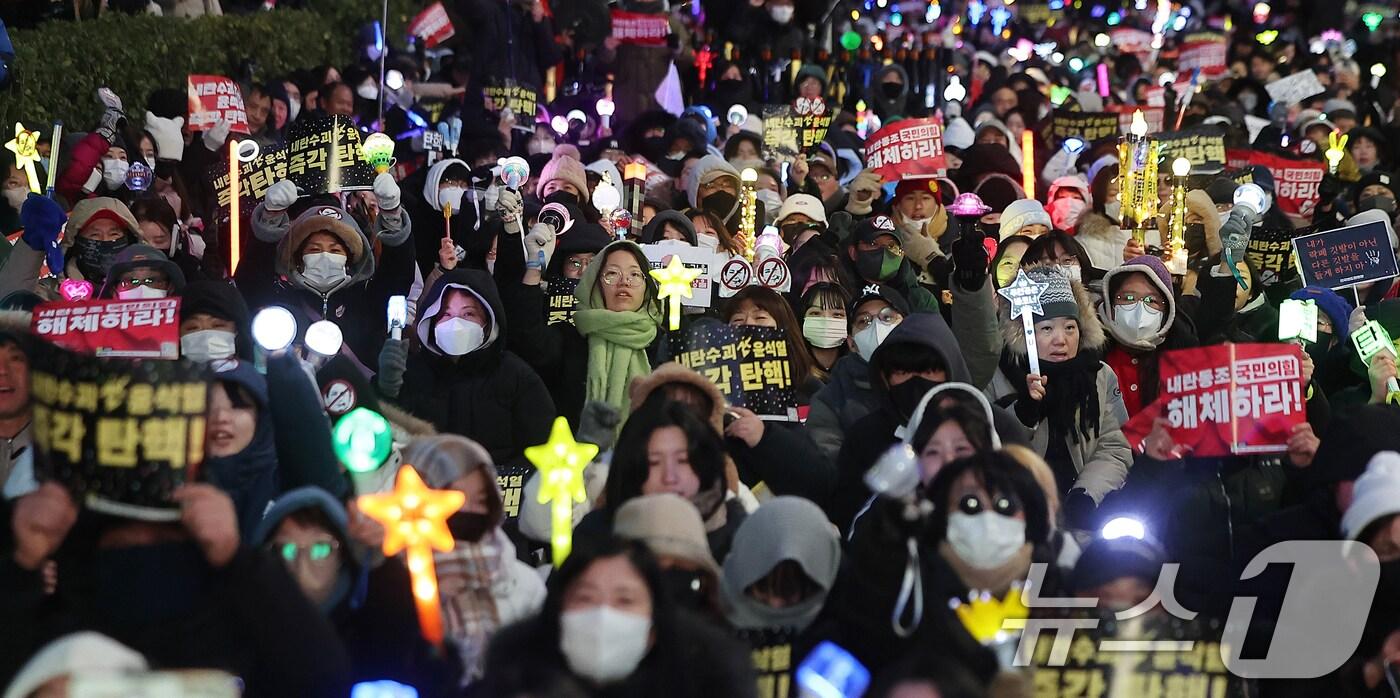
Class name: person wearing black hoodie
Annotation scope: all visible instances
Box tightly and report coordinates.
[178,280,254,363]
[377,268,556,473]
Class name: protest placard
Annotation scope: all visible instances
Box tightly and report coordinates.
[31,343,209,521]
[1244,224,1300,286]
[32,298,180,359]
[186,75,249,134]
[761,105,836,158]
[484,81,539,121]
[611,9,671,46]
[545,277,580,326]
[641,242,719,308]
[496,463,528,521]
[1047,109,1120,144]
[1125,343,1305,457]
[1178,32,1228,78]
[1029,614,1237,698]
[671,324,798,419]
[738,627,799,698]
[1292,220,1399,290]
[211,115,375,211]
[408,2,455,48]
[1266,71,1326,107]
[1155,125,1227,173]
[1226,149,1327,228]
[864,117,946,181]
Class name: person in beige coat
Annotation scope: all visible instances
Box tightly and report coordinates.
[984,265,1131,529]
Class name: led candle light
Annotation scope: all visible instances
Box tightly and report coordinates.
[1117,111,1160,245]
[1020,130,1036,196]
[6,123,42,193]
[526,417,599,567]
[357,465,465,645]
[362,133,395,174]
[650,255,701,331]
[1167,157,1190,272]
[739,168,759,261]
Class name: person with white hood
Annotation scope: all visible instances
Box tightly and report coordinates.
[3,632,147,698]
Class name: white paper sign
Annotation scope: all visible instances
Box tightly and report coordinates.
[641,242,720,308]
[1265,71,1325,107]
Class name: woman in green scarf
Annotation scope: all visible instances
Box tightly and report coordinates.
[573,240,663,415]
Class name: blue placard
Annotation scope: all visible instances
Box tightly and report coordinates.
[1291,220,1399,290]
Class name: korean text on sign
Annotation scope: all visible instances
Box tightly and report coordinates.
[864,117,946,180]
[671,325,797,419]
[1292,219,1399,290]
[1158,343,1306,456]
[32,298,181,360]
[186,75,250,134]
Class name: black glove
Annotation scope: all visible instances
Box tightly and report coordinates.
[1062,488,1098,531]
[577,400,622,452]
[1317,174,1343,209]
[949,222,989,291]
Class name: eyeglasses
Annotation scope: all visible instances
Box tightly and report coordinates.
[852,307,902,332]
[1112,292,1166,311]
[958,493,1020,517]
[116,276,170,289]
[602,269,647,287]
[268,540,339,564]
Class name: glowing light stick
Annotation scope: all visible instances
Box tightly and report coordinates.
[387,295,407,341]
[1326,130,1348,175]
[252,306,297,352]
[739,168,759,261]
[499,156,531,257]
[1354,320,1400,403]
[997,270,1050,376]
[227,139,260,274]
[951,587,1029,644]
[1167,157,1190,271]
[525,417,599,566]
[1278,299,1317,344]
[44,121,62,197]
[650,255,701,331]
[1117,111,1160,244]
[356,465,465,644]
[1020,131,1036,196]
[5,123,42,193]
[361,133,395,174]
[1096,63,1110,98]
[332,407,394,473]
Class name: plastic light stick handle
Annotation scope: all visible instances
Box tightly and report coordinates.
[1021,310,1040,376]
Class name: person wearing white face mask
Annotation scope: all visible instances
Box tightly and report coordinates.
[98,245,186,300]
[476,537,757,696]
[178,280,253,363]
[410,159,478,276]
[1097,255,1198,419]
[377,268,557,473]
[242,173,415,366]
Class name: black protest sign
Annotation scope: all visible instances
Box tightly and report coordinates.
[484,80,540,121]
[670,324,797,419]
[1245,225,1300,286]
[1293,220,1400,289]
[1048,109,1120,144]
[31,344,209,521]
[761,105,836,158]
[211,115,375,211]
[1029,613,1237,697]
[496,463,529,520]
[1155,125,1227,173]
[546,277,580,326]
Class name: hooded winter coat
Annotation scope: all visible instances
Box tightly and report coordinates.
[722,497,840,633]
[252,487,459,694]
[405,158,484,276]
[398,269,556,473]
[204,360,281,536]
[1097,258,1199,416]
[239,202,415,369]
[826,313,1029,531]
[867,64,913,122]
[984,275,1134,503]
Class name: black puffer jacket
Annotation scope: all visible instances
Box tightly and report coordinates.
[398,269,557,472]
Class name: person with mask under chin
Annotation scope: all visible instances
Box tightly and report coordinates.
[475,537,757,697]
[237,174,415,367]
[376,266,556,474]
[826,309,1028,533]
[253,486,464,694]
[403,435,547,688]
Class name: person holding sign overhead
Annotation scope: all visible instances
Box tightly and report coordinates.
[984,265,1132,528]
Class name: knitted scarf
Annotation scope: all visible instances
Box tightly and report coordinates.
[574,241,661,416]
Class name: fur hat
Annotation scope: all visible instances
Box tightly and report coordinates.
[535,153,590,200]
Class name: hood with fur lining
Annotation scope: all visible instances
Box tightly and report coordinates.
[1001,263,1105,356]
[1097,257,1177,351]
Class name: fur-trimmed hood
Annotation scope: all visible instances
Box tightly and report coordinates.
[628,361,728,434]
[1097,257,1177,351]
[1001,264,1106,356]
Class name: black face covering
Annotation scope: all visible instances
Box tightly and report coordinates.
[447,511,495,543]
[659,568,708,611]
[889,376,939,420]
[702,190,739,222]
[1359,195,1398,216]
[544,190,580,208]
[881,82,904,99]
[1184,223,1207,259]
[69,236,129,280]
[95,541,212,626]
[642,136,669,163]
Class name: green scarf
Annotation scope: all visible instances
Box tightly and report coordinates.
[574,241,661,415]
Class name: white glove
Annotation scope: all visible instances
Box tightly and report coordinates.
[373,172,401,210]
[82,169,101,195]
[496,188,524,234]
[97,87,123,113]
[525,222,557,269]
[144,111,185,163]
[264,180,299,212]
[1351,305,1370,335]
[203,119,232,153]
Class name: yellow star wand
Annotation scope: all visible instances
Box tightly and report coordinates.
[5,123,43,194]
[649,255,701,331]
[527,417,599,566]
[356,465,466,646]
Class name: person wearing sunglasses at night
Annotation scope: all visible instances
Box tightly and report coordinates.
[254,486,458,695]
[97,244,186,299]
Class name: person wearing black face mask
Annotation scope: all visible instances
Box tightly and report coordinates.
[613,493,728,624]
[687,154,765,235]
[866,64,913,121]
[826,312,1028,532]
[61,197,141,281]
[403,434,547,686]
[535,153,590,212]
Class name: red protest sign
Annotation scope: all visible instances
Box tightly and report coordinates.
[864,117,945,181]
[408,2,455,48]
[32,299,181,360]
[186,75,249,134]
[1178,33,1228,79]
[611,10,671,46]
[1225,149,1326,229]
[1126,343,1305,457]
